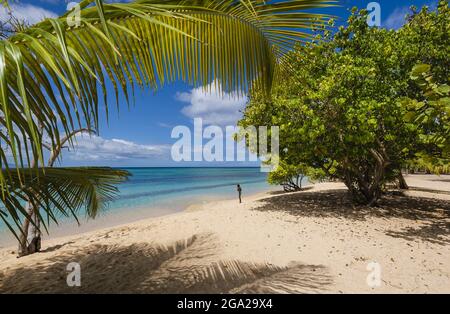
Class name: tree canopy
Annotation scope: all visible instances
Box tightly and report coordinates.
[240,1,450,205]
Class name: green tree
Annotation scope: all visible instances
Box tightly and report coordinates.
[0,0,334,248]
[268,161,324,192]
[240,1,449,205]
[403,64,450,174]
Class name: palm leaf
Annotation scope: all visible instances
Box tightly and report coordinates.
[0,167,130,241]
[0,0,335,173]
[0,0,335,236]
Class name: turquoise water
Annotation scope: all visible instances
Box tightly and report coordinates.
[110,167,273,211]
[0,167,275,245]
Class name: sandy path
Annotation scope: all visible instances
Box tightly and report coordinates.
[0,175,449,293]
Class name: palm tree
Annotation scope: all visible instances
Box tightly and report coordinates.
[17,126,97,256]
[2,166,130,246]
[0,0,334,248]
[0,1,131,255]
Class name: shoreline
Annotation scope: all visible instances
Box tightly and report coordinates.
[0,188,276,251]
[0,186,279,250]
[0,174,449,293]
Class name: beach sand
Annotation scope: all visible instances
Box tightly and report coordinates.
[0,174,449,293]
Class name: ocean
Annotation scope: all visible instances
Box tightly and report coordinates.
[110,167,273,210]
[0,167,276,246]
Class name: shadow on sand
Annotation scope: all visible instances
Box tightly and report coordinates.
[40,241,76,253]
[253,189,450,245]
[0,234,332,294]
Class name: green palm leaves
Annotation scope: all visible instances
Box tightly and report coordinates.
[0,0,334,239]
[0,0,334,172]
[2,167,129,239]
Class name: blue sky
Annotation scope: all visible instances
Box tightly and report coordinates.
[0,0,438,167]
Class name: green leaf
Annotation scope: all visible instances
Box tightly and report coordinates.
[410,63,431,79]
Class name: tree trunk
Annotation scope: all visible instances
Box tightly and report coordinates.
[398,173,409,190]
[17,127,95,257]
[342,161,386,207]
[26,207,41,254]
[17,202,41,256]
[17,202,33,257]
[282,179,302,192]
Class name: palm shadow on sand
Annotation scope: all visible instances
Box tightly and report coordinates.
[253,189,450,245]
[0,233,332,294]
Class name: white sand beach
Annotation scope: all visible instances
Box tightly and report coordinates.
[0,174,449,293]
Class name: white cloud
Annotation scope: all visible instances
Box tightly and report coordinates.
[383,1,439,30]
[0,3,58,25]
[383,6,411,30]
[66,2,79,11]
[64,134,169,162]
[157,122,172,128]
[39,0,61,4]
[176,81,247,126]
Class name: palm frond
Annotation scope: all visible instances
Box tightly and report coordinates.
[0,0,335,235]
[0,167,130,240]
[0,0,335,175]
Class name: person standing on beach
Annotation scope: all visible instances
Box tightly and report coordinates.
[237,184,242,203]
